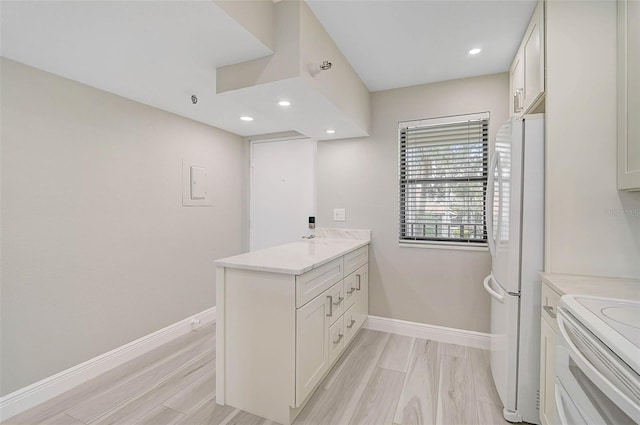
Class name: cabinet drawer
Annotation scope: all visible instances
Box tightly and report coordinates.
[344,246,368,276]
[353,264,368,329]
[296,258,343,308]
[351,264,368,305]
[541,282,561,332]
[343,304,358,344]
[326,281,345,325]
[344,272,357,310]
[328,316,345,364]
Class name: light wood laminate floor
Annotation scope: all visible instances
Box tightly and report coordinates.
[5,323,510,425]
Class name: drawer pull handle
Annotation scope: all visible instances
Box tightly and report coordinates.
[346,319,356,329]
[333,296,344,306]
[333,333,344,344]
[327,296,333,317]
[543,305,556,319]
[347,287,356,294]
[355,275,361,290]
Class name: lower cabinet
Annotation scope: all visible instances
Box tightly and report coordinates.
[217,244,369,425]
[295,290,330,405]
[296,262,368,403]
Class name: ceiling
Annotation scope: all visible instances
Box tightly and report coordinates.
[1,0,537,138]
[307,0,538,92]
[0,1,278,137]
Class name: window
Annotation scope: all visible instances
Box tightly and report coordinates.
[399,112,489,246]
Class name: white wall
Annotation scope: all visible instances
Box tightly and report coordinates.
[545,0,640,279]
[299,0,371,135]
[317,73,509,333]
[214,0,275,51]
[0,59,246,395]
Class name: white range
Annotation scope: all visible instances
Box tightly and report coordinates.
[556,295,640,424]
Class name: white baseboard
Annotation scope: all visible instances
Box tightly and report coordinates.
[363,315,490,349]
[0,307,216,422]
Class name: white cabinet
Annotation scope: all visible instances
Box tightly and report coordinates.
[216,243,369,425]
[344,271,357,310]
[351,264,368,332]
[296,257,343,307]
[296,272,359,404]
[326,279,345,325]
[344,245,368,275]
[510,48,525,115]
[328,316,345,364]
[343,304,357,344]
[618,0,640,190]
[539,282,560,425]
[296,290,331,405]
[510,0,545,116]
[523,1,544,110]
[343,263,368,346]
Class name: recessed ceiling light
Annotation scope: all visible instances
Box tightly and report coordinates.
[326,129,336,134]
[468,48,482,55]
[278,100,291,106]
[240,116,254,121]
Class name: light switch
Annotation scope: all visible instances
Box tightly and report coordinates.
[190,166,206,200]
[333,208,346,221]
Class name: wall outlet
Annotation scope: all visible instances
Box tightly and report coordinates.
[333,208,346,221]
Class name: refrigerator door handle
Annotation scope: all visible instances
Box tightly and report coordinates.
[486,153,500,256]
[483,274,505,303]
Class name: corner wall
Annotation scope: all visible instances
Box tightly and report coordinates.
[317,73,509,332]
[0,59,246,395]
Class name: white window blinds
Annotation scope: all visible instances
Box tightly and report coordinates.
[399,113,489,245]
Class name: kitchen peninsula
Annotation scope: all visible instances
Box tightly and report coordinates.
[215,229,370,425]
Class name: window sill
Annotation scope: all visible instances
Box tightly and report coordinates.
[399,241,488,252]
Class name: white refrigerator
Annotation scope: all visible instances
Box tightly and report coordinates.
[483,114,544,424]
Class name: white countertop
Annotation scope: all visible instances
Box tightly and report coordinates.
[540,272,640,301]
[215,229,370,275]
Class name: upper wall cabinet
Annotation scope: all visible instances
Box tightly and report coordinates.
[510,1,545,116]
[618,0,640,191]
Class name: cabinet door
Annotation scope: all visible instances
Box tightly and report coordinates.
[295,293,330,406]
[510,49,524,115]
[618,0,640,190]
[539,318,558,425]
[353,265,369,331]
[523,1,545,112]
